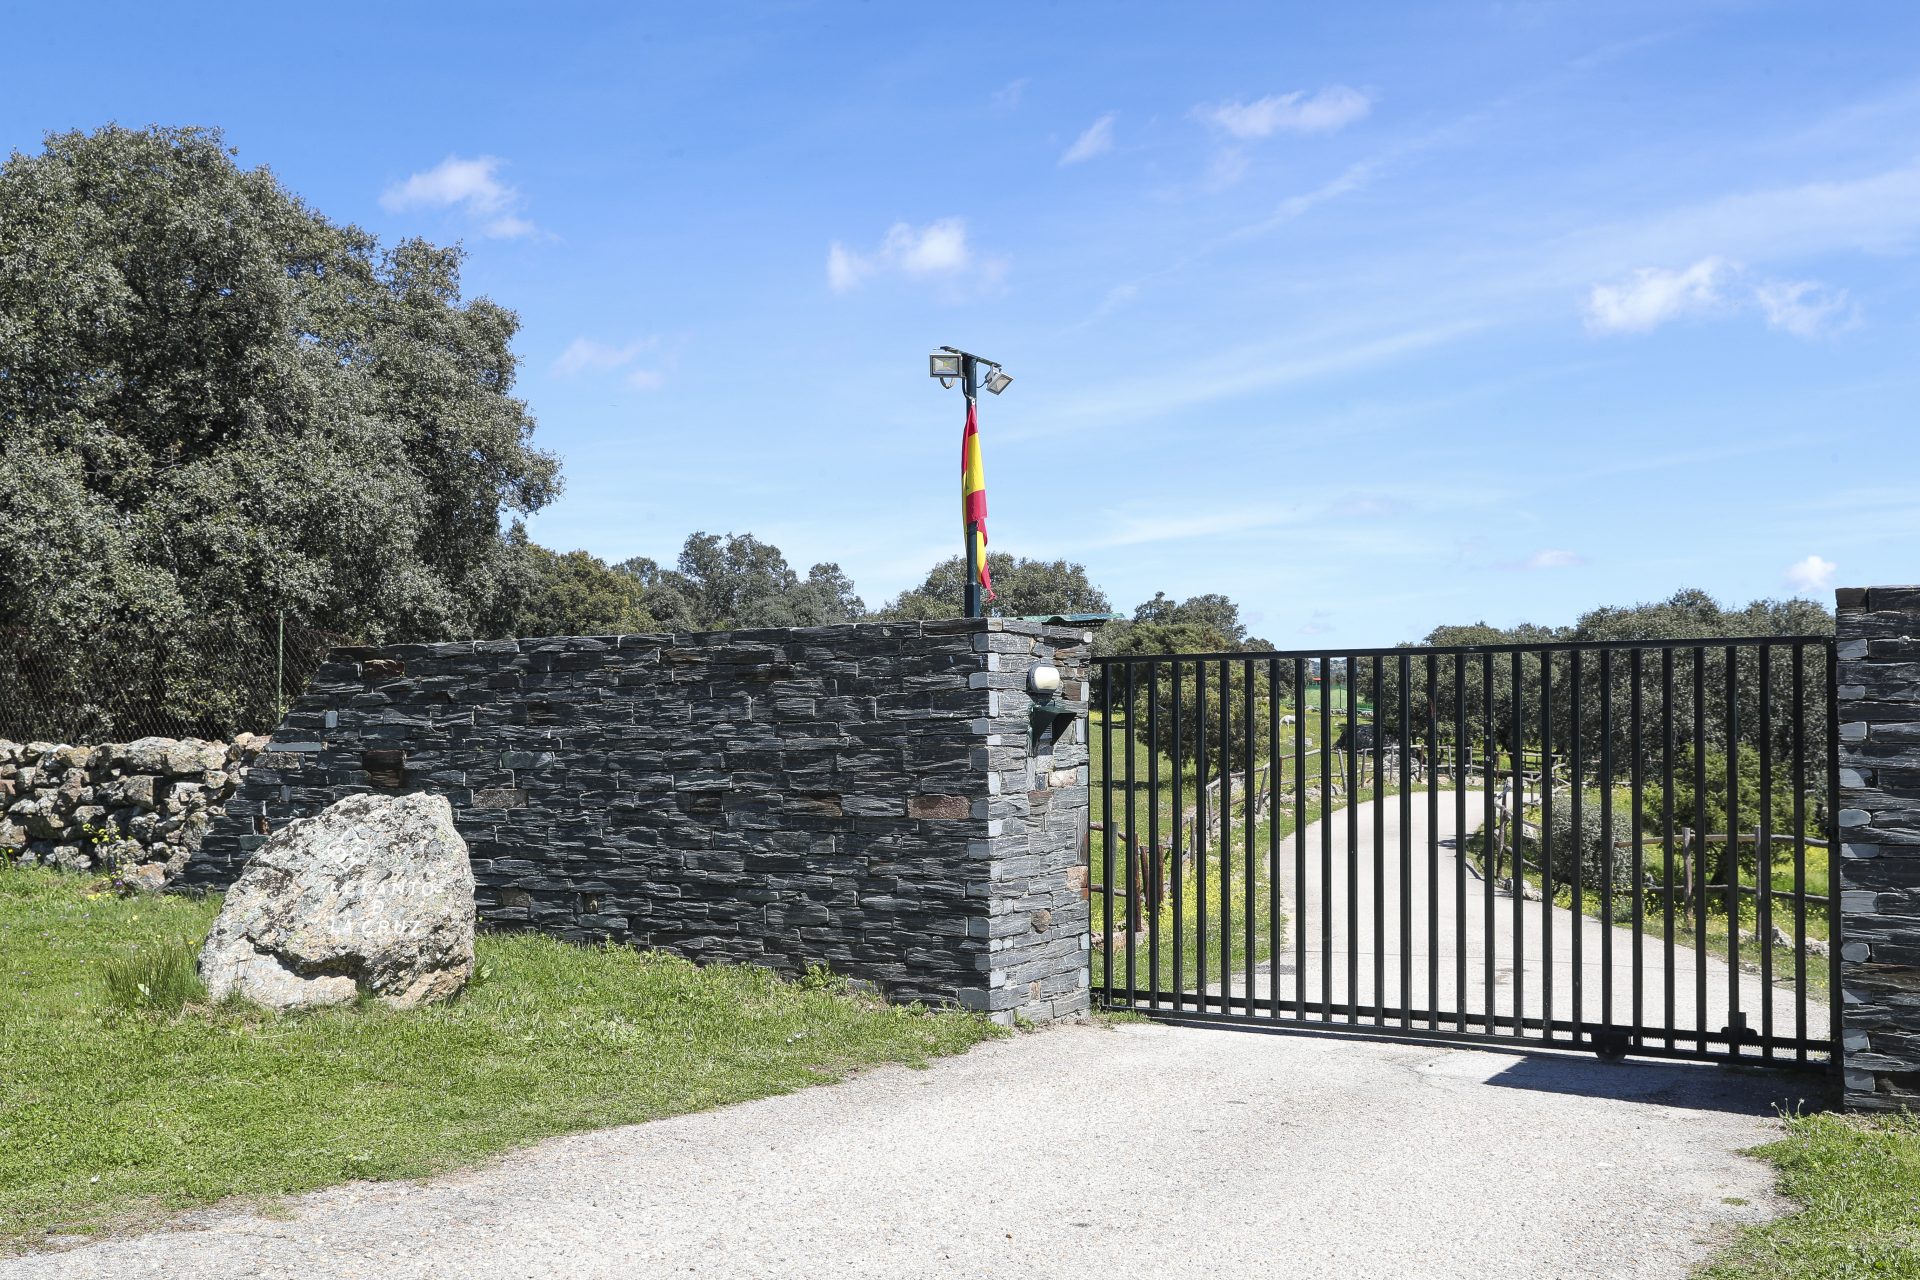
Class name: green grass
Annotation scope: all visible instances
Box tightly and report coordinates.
[0,868,1000,1252]
[1700,1111,1920,1279]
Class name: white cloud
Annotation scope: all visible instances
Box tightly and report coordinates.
[1271,160,1378,222]
[1060,113,1116,165]
[1522,549,1587,570]
[992,78,1029,110]
[1784,554,1837,595]
[482,215,537,240]
[554,337,656,376]
[1196,86,1372,139]
[554,337,663,389]
[1585,258,1857,337]
[1584,256,1733,333]
[381,155,538,238]
[1755,279,1853,336]
[827,218,991,293]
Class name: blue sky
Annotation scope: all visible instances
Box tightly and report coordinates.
[6,2,1918,645]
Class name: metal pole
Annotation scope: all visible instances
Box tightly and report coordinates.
[962,354,982,618]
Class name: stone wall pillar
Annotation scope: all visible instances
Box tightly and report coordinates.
[1837,585,1920,1110]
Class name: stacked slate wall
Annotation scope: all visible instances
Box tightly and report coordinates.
[1,735,266,884]
[1837,586,1920,1109]
[188,619,1093,1024]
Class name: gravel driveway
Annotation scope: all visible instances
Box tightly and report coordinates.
[4,1020,1820,1280]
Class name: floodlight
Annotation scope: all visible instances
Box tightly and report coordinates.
[929,352,963,379]
[983,368,1013,395]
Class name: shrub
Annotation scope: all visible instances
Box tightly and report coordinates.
[1546,791,1616,892]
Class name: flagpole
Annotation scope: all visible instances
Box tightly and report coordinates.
[962,353,983,619]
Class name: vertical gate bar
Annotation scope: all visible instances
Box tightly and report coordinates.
[1759,643,1774,1059]
[1571,649,1585,1043]
[1125,661,1138,1003]
[1196,659,1209,1010]
[1791,643,1808,1062]
[1601,649,1615,1041]
[1244,658,1256,1016]
[1268,657,1281,1019]
[1220,659,1233,1011]
[1631,647,1645,1045]
[1400,652,1414,1028]
[1171,660,1185,1011]
[1725,645,1741,1048]
[1826,640,1843,1072]
[1483,651,1497,1034]
[1321,656,1334,1022]
[1374,658,1387,1025]
[1295,656,1308,1021]
[1148,662,1161,1010]
[1347,657,1360,1024]
[1455,655,1468,1032]
[1694,647,1709,1053]
[1351,660,1367,1028]
[1542,651,1556,1041]
[1101,661,1114,1005]
[1427,653,1440,1030]
[1511,649,1526,1033]
[1662,646,1677,1050]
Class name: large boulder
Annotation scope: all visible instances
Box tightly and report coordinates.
[199,792,476,1012]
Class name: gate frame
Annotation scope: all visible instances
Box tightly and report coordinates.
[1088,635,1843,1081]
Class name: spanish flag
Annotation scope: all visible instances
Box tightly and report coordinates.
[961,397,995,600]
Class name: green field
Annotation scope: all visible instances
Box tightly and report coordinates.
[0,869,999,1251]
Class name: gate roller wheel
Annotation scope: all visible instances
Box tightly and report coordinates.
[1592,1031,1630,1063]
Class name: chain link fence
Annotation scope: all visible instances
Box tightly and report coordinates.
[0,614,351,744]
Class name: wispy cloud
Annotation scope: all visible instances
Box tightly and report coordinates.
[1569,161,1920,278]
[1585,257,1856,336]
[1060,113,1116,165]
[992,78,1029,111]
[828,218,1001,293]
[1049,319,1485,430]
[1784,554,1836,595]
[1195,86,1372,138]
[381,155,538,239]
[1755,279,1855,336]
[1520,549,1588,570]
[553,337,663,389]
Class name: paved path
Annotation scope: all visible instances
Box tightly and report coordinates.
[1187,791,1828,1058]
[1,1021,1817,1280]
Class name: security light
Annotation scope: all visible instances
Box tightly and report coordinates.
[929,352,962,380]
[983,368,1013,395]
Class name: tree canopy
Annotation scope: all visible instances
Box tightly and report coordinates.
[0,125,558,734]
[878,553,1110,620]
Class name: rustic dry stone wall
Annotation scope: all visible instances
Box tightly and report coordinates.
[188,619,1093,1024]
[0,735,266,887]
[1837,585,1920,1110]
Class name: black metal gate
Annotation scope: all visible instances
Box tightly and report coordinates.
[1088,637,1840,1070]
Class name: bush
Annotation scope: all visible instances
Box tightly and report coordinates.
[1545,791,1617,893]
[99,939,205,1015]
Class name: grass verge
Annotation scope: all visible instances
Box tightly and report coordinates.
[0,867,1000,1252]
[1700,1111,1920,1279]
